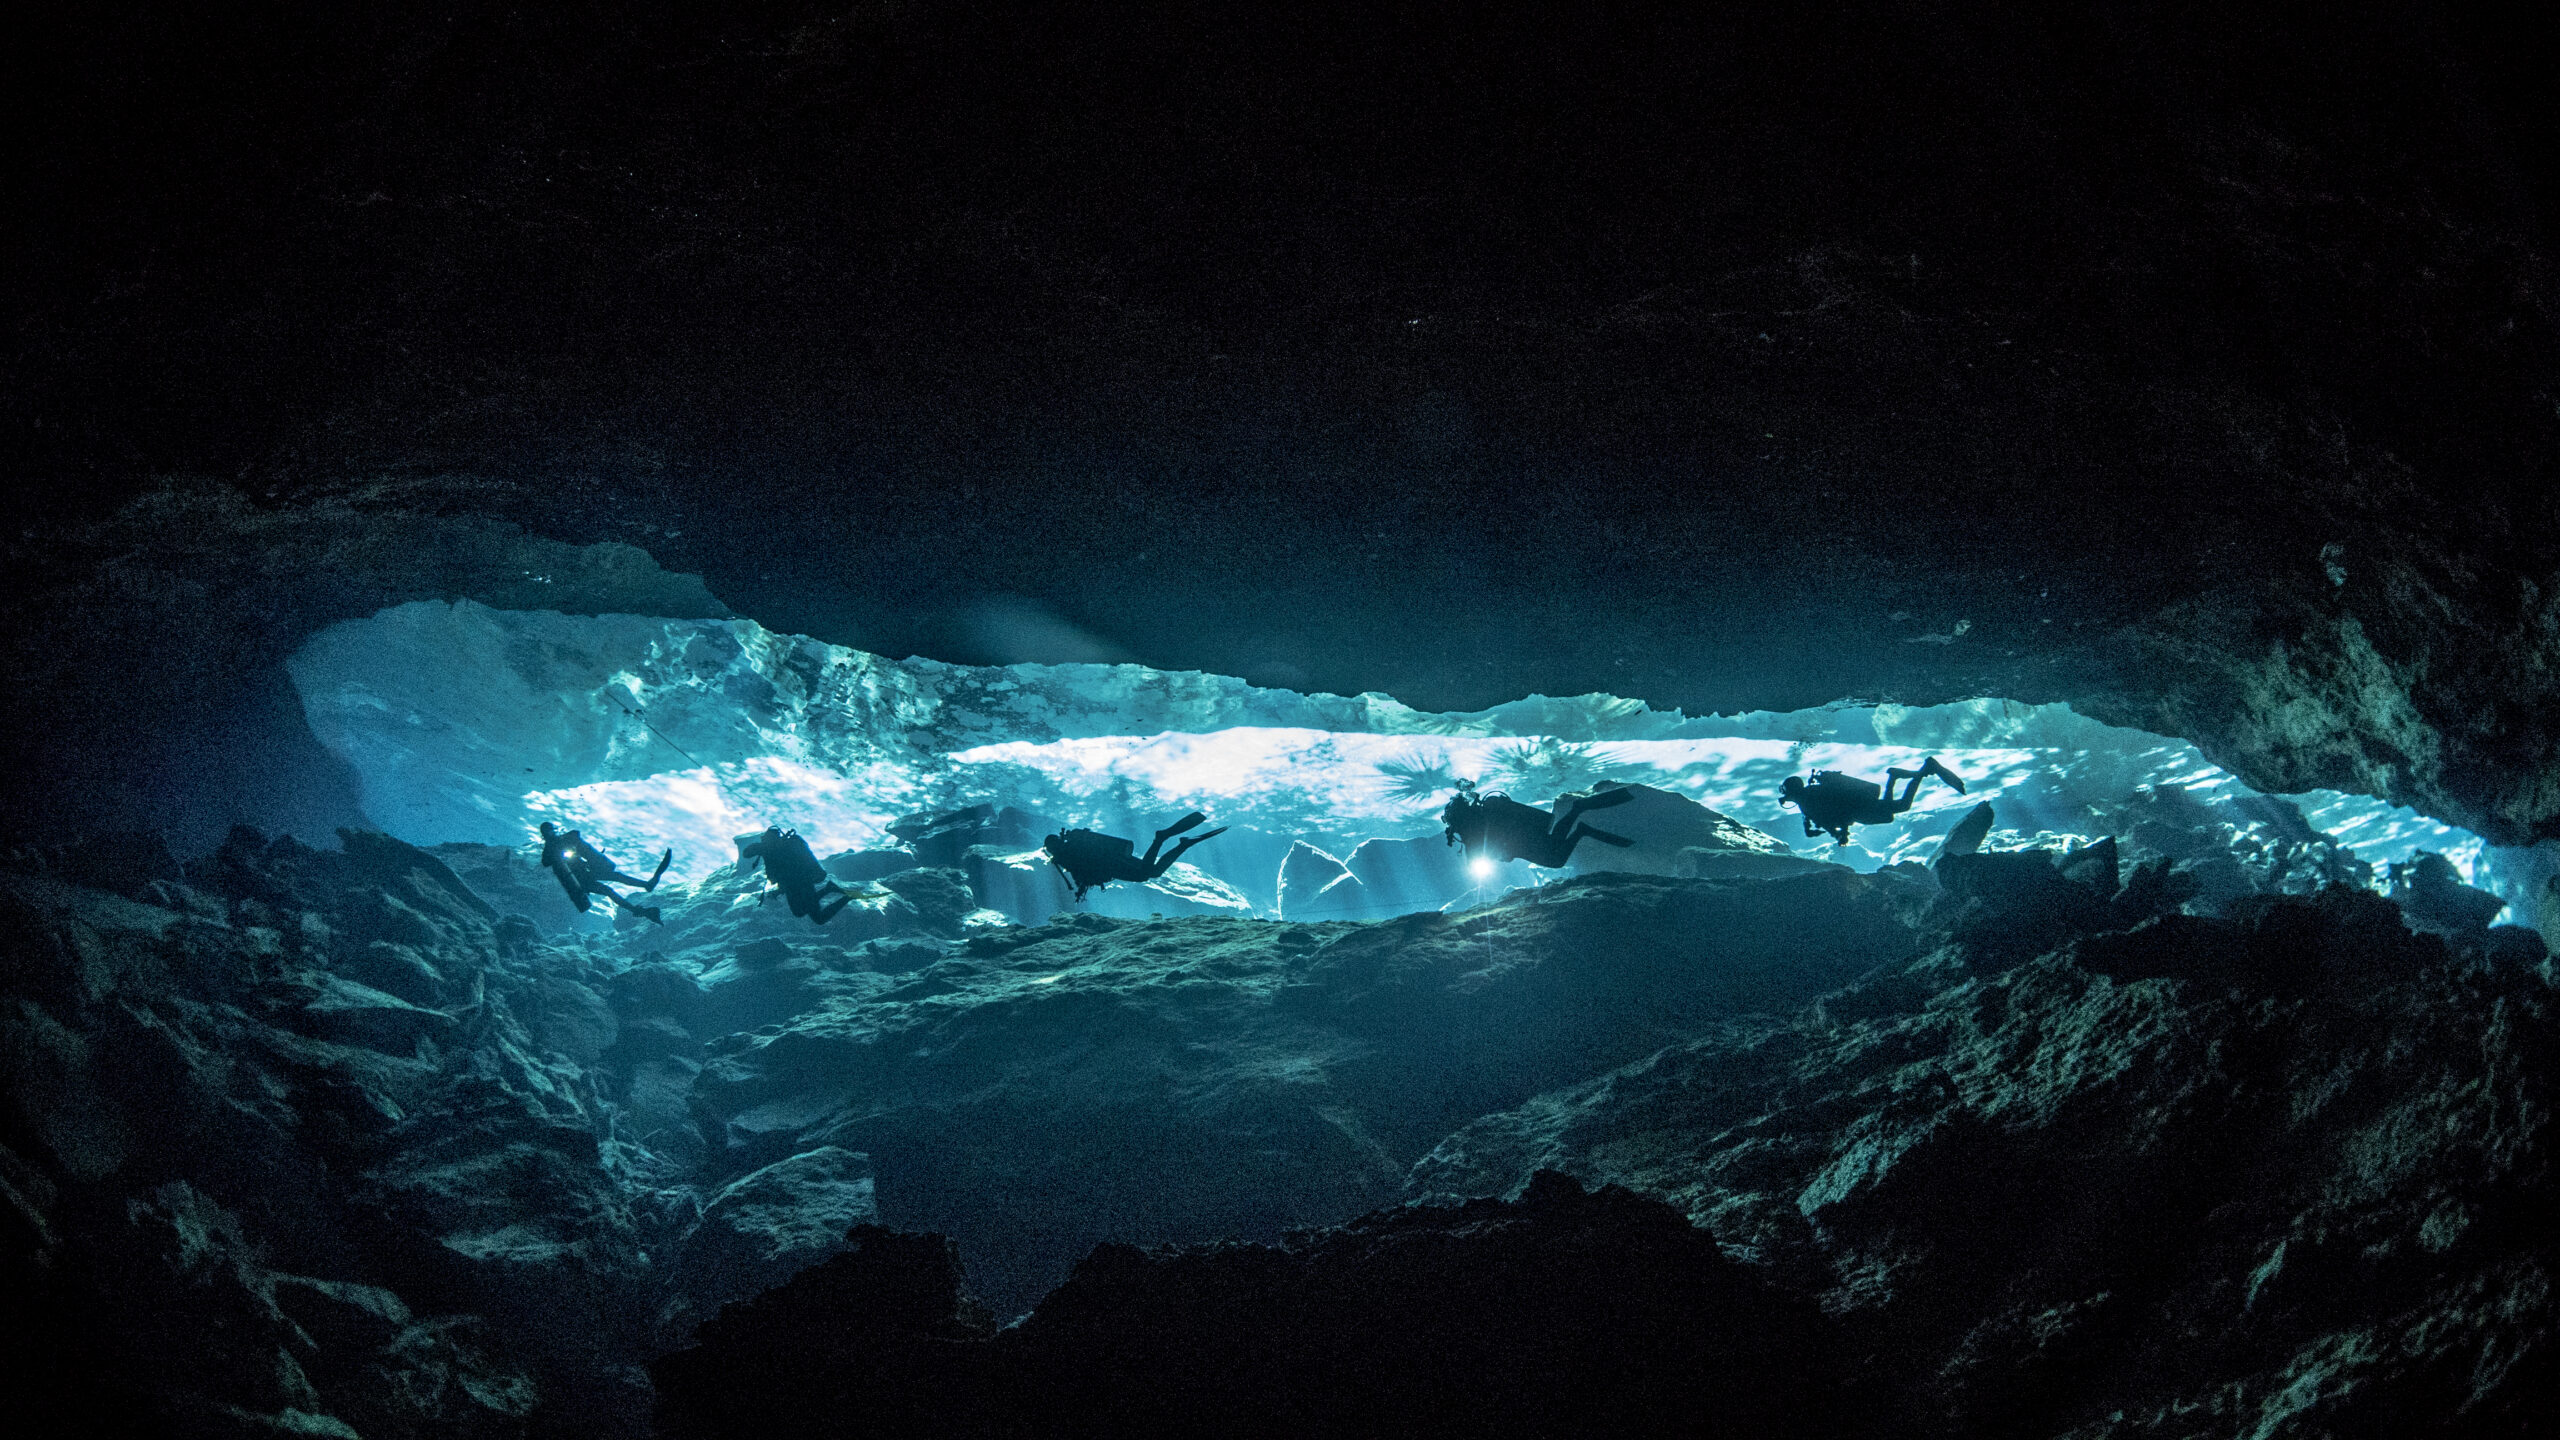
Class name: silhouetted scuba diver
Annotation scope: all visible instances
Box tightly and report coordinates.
[1440,779,1636,870]
[1044,812,1228,901]
[735,826,862,925]
[538,820,670,923]
[1780,758,1966,847]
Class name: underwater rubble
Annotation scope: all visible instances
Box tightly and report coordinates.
[1,787,2552,1436]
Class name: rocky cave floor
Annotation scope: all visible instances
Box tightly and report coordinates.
[2,793,2554,1439]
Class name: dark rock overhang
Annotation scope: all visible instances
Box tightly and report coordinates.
[5,2,2554,847]
[4,467,2553,859]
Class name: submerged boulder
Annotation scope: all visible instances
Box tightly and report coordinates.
[665,1146,879,1341]
[1275,840,1365,920]
[822,848,920,884]
[887,806,1048,868]
[1343,832,1474,915]
[1562,783,1794,877]
[960,845,1074,926]
[1066,861,1255,921]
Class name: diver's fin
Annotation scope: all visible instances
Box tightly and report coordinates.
[1581,788,1636,811]
[1581,826,1634,848]
[1922,756,1967,794]
[647,849,672,889]
[639,905,663,925]
[1160,811,1209,838]
[1159,828,1229,870]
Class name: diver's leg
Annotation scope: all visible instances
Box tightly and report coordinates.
[1569,789,1635,820]
[814,889,852,924]
[1142,813,1210,866]
[1539,824,1632,867]
[1548,788,1632,838]
[1151,826,1229,876]
[1546,803,1581,840]
[1884,768,1923,805]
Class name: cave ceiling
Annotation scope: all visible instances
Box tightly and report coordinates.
[5,1,2556,844]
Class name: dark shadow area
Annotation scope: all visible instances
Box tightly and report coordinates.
[654,1176,1855,1440]
[29,662,376,860]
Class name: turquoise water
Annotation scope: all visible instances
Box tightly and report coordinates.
[291,602,2509,919]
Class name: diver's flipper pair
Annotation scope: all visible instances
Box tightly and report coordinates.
[1161,826,1230,869]
[1153,813,1226,863]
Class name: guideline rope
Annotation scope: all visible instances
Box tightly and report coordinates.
[609,694,704,768]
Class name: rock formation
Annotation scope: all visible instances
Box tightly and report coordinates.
[652,1174,1851,1440]
[0,821,1915,1431]
[652,828,2559,1438]
[1412,855,2559,1436]
[6,793,2550,1434]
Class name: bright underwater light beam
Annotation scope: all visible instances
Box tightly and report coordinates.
[1470,856,1497,879]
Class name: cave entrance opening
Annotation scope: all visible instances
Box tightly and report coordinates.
[285,600,2538,939]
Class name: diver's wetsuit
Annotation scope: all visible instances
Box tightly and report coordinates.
[736,827,858,924]
[1044,812,1228,900]
[1782,758,1965,847]
[539,823,670,922]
